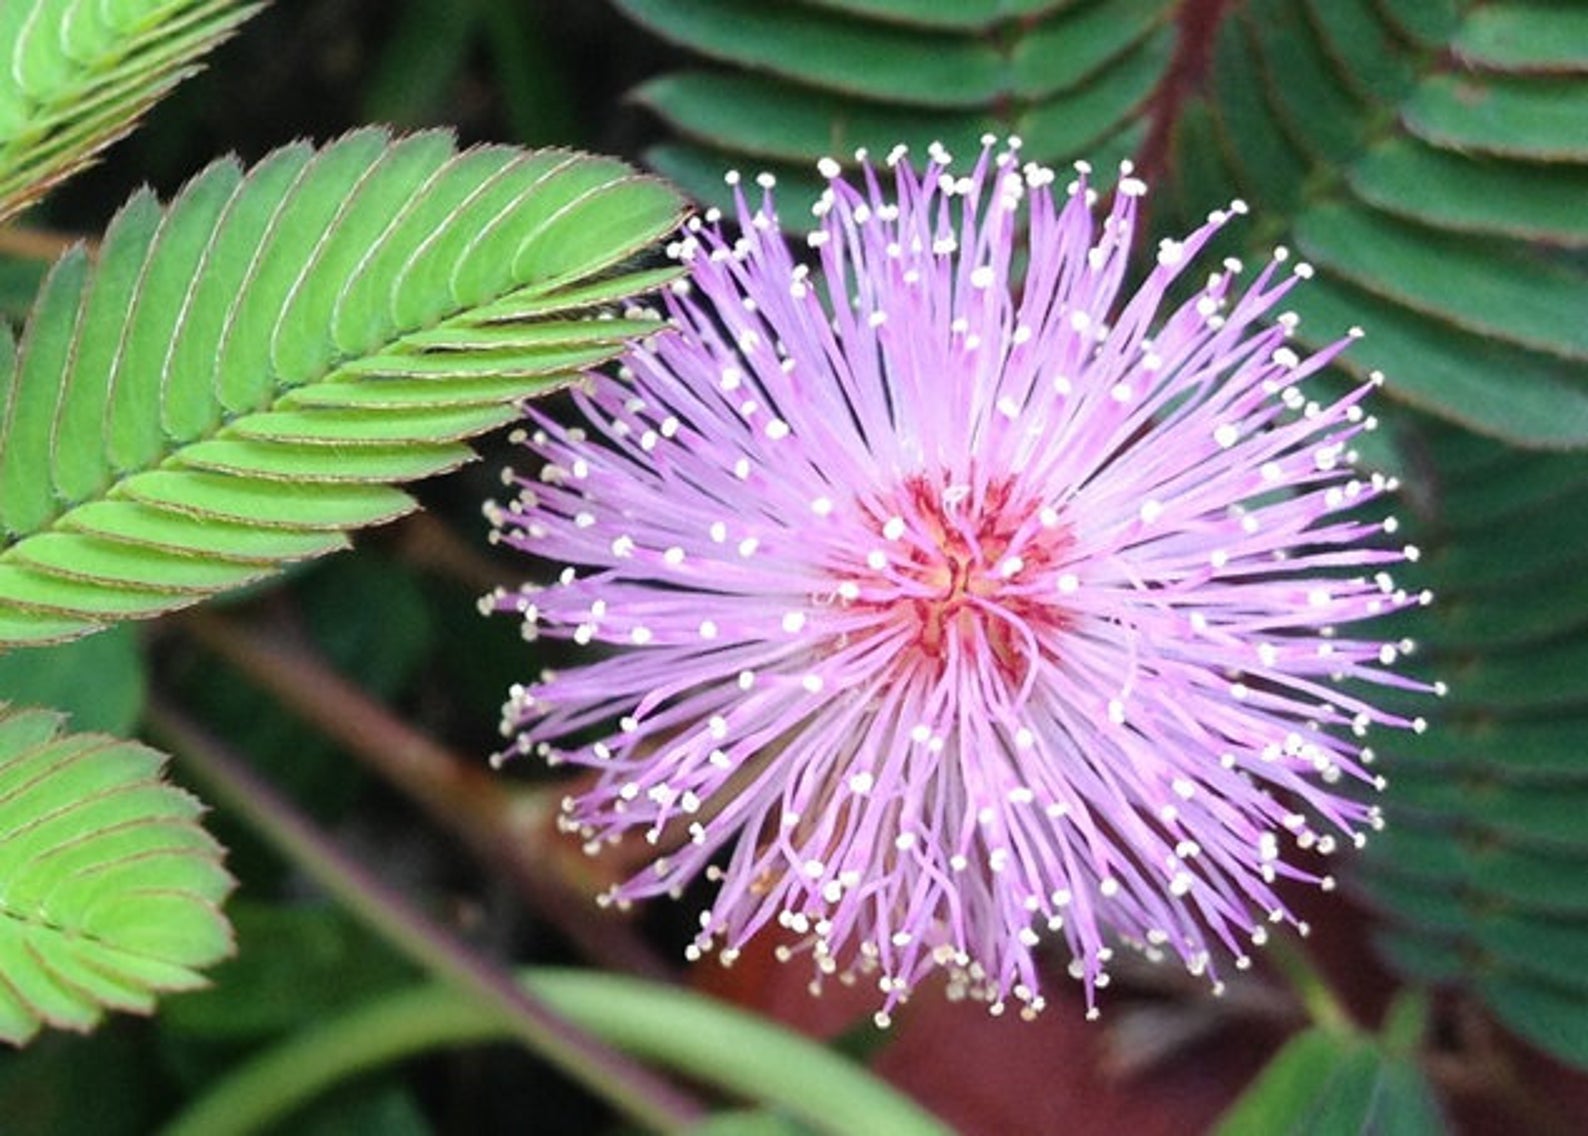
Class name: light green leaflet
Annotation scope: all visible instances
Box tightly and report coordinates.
[0,0,264,225]
[0,128,684,645]
[0,705,233,1045]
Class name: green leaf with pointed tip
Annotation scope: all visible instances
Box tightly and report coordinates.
[1213,1027,1445,1136]
[0,132,683,646]
[0,0,262,224]
[1403,75,1588,162]
[0,705,233,1046]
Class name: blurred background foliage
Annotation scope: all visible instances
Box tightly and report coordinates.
[2,1,1588,1133]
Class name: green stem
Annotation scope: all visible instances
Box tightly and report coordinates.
[159,970,953,1136]
[1265,932,1355,1037]
[147,699,705,1133]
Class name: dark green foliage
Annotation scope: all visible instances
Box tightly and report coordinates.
[1358,423,1588,1068]
[1213,1021,1445,1135]
[1170,0,1588,447]
[618,0,1175,222]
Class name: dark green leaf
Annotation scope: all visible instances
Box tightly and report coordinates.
[1206,20,1307,213]
[648,141,828,227]
[1016,29,1168,160]
[636,72,992,167]
[1010,0,1174,101]
[615,0,1005,108]
[361,0,478,127]
[1373,0,1460,46]
[1295,204,1588,361]
[1213,1028,1444,1136]
[1288,277,1588,449]
[801,0,1062,31]
[1481,973,1588,1066]
[1403,75,1588,162]
[1242,0,1362,165]
[1454,3,1588,73]
[1302,0,1416,103]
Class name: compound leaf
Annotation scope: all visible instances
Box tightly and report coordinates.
[0,0,262,224]
[0,704,232,1046]
[0,131,684,646]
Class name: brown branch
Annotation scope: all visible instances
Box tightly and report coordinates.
[174,605,676,982]
[150,697,706,1132]
[389,511,522,596]
[0,223,95,261]
[1135,0,1234,188]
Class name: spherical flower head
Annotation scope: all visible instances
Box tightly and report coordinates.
[483,139,1429,1024]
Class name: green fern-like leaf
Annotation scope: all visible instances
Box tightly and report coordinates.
[0,0,263,225]
[1163,0,1588,448]
[616,0,1175,220]
[0,129,685,646]
[1147,0,1588,1066]
[0,704,233,1045]
[1353,421,1588,1069]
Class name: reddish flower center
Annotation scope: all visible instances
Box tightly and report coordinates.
[847,476,1073,684]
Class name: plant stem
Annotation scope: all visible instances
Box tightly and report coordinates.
[1265,931,1355,1038]
[176,605,672,981]
[160,969,953,1136]
[147,698,706,1133]
[0,222,92,260]
[1135,0,1231,187]
[390,511,520,595]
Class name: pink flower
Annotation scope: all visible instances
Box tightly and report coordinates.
[484,140,1428,1023]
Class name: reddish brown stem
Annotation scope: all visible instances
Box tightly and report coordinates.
[175,606,675,982]
[389,511,522,596]
[1135,0,1233,187]
[0,223,94,261]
